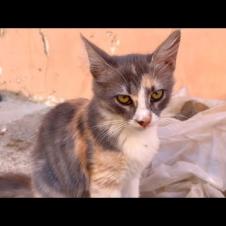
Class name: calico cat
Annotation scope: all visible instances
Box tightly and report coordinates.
[31,30,181,197]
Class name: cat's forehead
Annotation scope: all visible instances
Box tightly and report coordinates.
[115,54,151,72]
[113,54,154,92]
[114,55,158,94]
[141,74,155,90]
[123,74,156,96]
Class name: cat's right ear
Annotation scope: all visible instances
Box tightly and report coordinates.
[80,34,115,80]
[150,30,181,74]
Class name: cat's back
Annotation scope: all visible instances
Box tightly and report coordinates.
[38,98,89,138]
[45,97,89,122]
[32,98,90,197]
[35,97,90,154]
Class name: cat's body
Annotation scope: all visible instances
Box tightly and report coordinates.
[32,30,181,197]
[32,97,159,197]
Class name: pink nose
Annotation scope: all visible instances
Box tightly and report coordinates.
[136,116,152,128]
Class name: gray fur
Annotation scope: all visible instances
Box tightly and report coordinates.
[83,30,180,121]
[32,101,89,197]
[31,31,181,197]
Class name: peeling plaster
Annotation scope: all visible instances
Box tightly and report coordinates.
[0,29,6,38]
[39,29,49,56]
[106,30,120,54]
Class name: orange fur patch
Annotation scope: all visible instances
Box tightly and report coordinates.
[141,74,154,89]
[131,95,138,106]
[66,99,90,178]
[90,145,127,190]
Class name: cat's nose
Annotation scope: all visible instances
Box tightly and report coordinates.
[135,115,152,128]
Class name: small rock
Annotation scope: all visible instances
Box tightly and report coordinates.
[0,127,7,135]
[5,138,32,151]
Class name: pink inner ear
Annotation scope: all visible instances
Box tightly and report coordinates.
[165,60,173,67]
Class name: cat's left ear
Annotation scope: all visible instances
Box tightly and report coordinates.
[80,34,116,80]
[150,30,181,73]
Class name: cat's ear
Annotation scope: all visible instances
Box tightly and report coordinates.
[80,34,115,79]
[150,30,181,74]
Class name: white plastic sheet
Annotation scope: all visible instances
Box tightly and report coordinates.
[140,88,226,197]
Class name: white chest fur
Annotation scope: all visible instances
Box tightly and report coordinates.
[118,124,160,178]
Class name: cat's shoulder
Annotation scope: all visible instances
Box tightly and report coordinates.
[41,98,90,127]
[57,98,89,110]
[48,98,89,114]
[67,98,90,106]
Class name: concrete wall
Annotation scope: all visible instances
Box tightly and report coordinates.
[0,29,226,101]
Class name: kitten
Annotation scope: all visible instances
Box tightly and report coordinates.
[31,30,181,197]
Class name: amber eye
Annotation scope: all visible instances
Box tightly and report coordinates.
[115,95,132,105]
[150,89,164,101]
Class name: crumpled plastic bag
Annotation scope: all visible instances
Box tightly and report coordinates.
[140,87,226,197]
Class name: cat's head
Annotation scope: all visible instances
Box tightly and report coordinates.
[82,30,181,130]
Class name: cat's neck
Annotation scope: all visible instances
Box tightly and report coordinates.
[87,98,120,151]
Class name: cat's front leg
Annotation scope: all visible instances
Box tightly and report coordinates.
[122,177,140,198]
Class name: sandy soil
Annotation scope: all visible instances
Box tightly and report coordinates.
[0,91,50,177]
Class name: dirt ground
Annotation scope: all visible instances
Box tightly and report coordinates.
[0,91,50,178]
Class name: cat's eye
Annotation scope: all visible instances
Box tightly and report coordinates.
[115,95,132,105]
[150,89,164,102]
